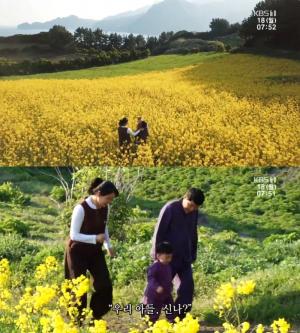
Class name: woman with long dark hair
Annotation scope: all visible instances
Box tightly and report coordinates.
[64,177,119,322]
[118,117,143,150]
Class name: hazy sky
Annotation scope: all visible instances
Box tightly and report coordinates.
[0,0,255,26]
[0,0,161,26]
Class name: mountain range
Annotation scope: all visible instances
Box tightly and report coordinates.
[17,0,258,35]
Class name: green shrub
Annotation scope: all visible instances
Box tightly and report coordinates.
[50,185,66,202]
[0,217,29,237]
[0,234,38,261]
[124,221,155,244]
[263,232,299,245]
[211,230,239,245]
[107,241,151,286]
[0,182,30,205]
[243,265,300,323]
[18,244,64,274]
[131,205,151,220]
[262,239,300,265]
[208,41,226,52]
[109,193,132,241]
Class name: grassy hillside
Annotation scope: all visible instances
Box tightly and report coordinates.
[0,52,223,80]
[0,167,299,332]
[0,168,67,242]
[182,53,300,102]
[132,167,300,237]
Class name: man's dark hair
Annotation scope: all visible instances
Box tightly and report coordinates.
[185,188,205,206]
[119,117,128,126]
[156,241,173,254]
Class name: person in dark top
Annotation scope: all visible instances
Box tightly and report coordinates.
[150,188,205,319]
[135,120,149,145]
[118,117,142,150]
[136,116,143,130]
[64,178,119,323]
[143,242,174,323]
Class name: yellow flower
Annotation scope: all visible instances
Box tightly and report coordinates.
[241,321,250,333]
[271,318,291,333]
[223,322,239,333]
[214,282,235,313]
[237,280,256,295]
[35,256,59,281]
[173,313,200,333]
[89,319,107,333]
[0,258,10,287]
[256,324,264,333]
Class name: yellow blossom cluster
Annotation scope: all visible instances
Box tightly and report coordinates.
[129,313,200,333]
[0,68,299,166]
[214,278,256,318]
[271,318,291,333]
[10,256,90,333]
[0,258,293,333]
[88,319,108,333]
[39,310,79,333]
[237,280,256,295]
[0,258,11,311]
[35,256,59,281]
[215,318,291,333]
[59,274,91,321]
[218,321,251,333]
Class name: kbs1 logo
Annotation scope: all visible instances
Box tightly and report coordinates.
[253,9,277,17]
[253,9,277,30]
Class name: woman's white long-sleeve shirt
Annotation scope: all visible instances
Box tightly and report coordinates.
[121,126,141,137]
[70,196,112,249]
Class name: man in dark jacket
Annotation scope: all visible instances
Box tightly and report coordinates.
[150,188,205,319]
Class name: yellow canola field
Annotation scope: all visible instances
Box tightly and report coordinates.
[0,67,299,166]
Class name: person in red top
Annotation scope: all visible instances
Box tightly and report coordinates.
[64,178,119,322]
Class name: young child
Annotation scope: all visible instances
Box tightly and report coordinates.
[143,241,174,323]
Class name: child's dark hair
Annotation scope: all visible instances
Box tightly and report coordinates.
[156,241,173,255]
[119,117,128,126]
[88,177,119,197]
[140,121,147,128]
[184,188,205,206]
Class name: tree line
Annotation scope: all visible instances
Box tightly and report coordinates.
[1,0,298,76]
[0,49,150,76]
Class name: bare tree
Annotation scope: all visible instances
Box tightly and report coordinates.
[39,167,78,204]
[113,167,143,202]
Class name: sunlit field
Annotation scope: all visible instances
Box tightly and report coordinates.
[0,53,299,166]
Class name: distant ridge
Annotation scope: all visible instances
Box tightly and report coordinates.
[18,15,97,30]
[17,0,258,35]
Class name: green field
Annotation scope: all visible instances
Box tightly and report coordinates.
[0,52,223,80]
[0,167,299,332]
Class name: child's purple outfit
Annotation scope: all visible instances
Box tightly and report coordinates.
[143,260,174,323]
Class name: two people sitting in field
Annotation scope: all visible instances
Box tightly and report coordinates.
[118,116,149,151]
